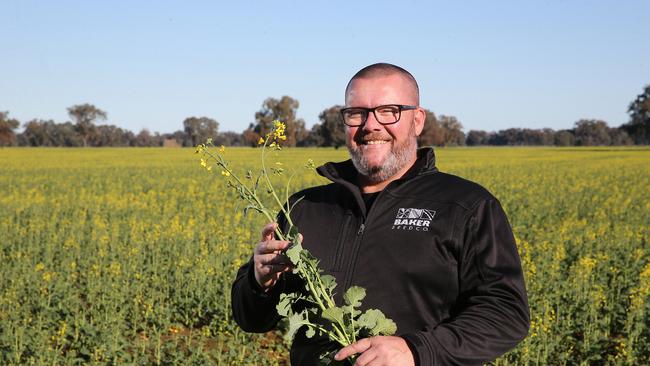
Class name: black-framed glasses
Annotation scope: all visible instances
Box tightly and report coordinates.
[340,104,418,127]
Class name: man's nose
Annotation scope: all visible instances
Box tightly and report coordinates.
[362,111,382,131]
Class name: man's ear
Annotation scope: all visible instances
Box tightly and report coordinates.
[414,107,426,136]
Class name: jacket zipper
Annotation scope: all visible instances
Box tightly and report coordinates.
[332,212,353,271]
[342,189,386,291]
[357,223,365,236]
[342,222,366,291]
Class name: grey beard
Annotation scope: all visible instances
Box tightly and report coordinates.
[347,132,417,184]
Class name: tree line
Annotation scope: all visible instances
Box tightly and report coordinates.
[1,85,648,147]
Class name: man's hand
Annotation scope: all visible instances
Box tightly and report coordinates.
[334,336,415,366]
[253,222,293,291]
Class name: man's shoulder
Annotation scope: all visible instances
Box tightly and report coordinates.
[407,170,497,211]
[289,183,343,205]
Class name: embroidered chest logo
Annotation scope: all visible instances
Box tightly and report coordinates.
[391,208,436,231]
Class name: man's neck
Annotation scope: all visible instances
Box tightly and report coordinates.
[358,155,418,194]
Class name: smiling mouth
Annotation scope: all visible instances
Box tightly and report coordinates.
[359,139,390,145]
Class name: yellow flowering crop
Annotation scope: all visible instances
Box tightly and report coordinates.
[0,146,648,365]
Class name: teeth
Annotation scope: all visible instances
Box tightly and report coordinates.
[365,140,388,145]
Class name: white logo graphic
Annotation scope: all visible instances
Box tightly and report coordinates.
[392,208,436,231]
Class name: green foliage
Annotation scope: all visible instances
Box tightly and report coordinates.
[0,111,20,146]
[343,287,365,309]
[278,243,397,353]
[623,84,650,144]
[417,110,466,147]
[183,117,219,148]
[67,103,107,147]
[357,310,397,337]
[573,119,612,146]
[246,96,307,147]
[317,105,346,148]
[321,307,345,326]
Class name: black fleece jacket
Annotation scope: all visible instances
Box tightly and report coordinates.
[231,148,530,365]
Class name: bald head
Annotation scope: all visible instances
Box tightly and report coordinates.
[345,63,420,105]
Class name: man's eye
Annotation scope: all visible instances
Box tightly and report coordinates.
[346,110,364,118]
[376,107,399,115]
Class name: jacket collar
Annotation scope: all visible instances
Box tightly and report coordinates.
[316,147,437,216]
[317,147,437,184]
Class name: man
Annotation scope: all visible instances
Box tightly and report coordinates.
[232,63,529,365]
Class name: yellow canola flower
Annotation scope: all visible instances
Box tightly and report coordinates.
[200,158,207,168]
[221,170,230,177]
[219,145,226,153]
[273,120,285,132]
[271,120,287,141]
[42,271,54,282]
[258,137,265,145]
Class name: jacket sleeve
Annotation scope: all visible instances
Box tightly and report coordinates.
[230,208,297,333]
[230,256,286,332]
[401,198,530,365]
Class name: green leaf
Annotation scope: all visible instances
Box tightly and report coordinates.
[373,316,397,336]
[321,306,345,325]
[357,309,397,336]
[321,274,337,294]
[285,313,303,341]
[288,226,300,243]
[276,293,294,317]
[356,309,379,331]
[343,286,366,308]
[285,311,310,341]
[254,175,262,192]
[300,247,318,264]
[285,243,303,266]
[305,326,316,338]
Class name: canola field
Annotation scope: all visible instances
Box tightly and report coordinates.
[0,147,649,365]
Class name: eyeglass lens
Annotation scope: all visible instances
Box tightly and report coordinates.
[343,105,401,126]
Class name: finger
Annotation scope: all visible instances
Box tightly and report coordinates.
[257,254,292,271]
[335,338,372,361]
[257,253,292,266]
[261,222,277,241]
[264,263,292,276]
[256,240,291,254]
[354,349,377,366]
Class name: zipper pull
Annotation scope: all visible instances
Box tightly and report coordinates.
[357,223,365,236]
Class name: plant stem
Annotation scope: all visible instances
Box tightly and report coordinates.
[303,323,347,347]
[202,136,359,351]
[260,139,297,229]
[204,149,286,240]
[301,260,351,345]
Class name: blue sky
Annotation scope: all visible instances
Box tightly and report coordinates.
[1,0,648,134]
